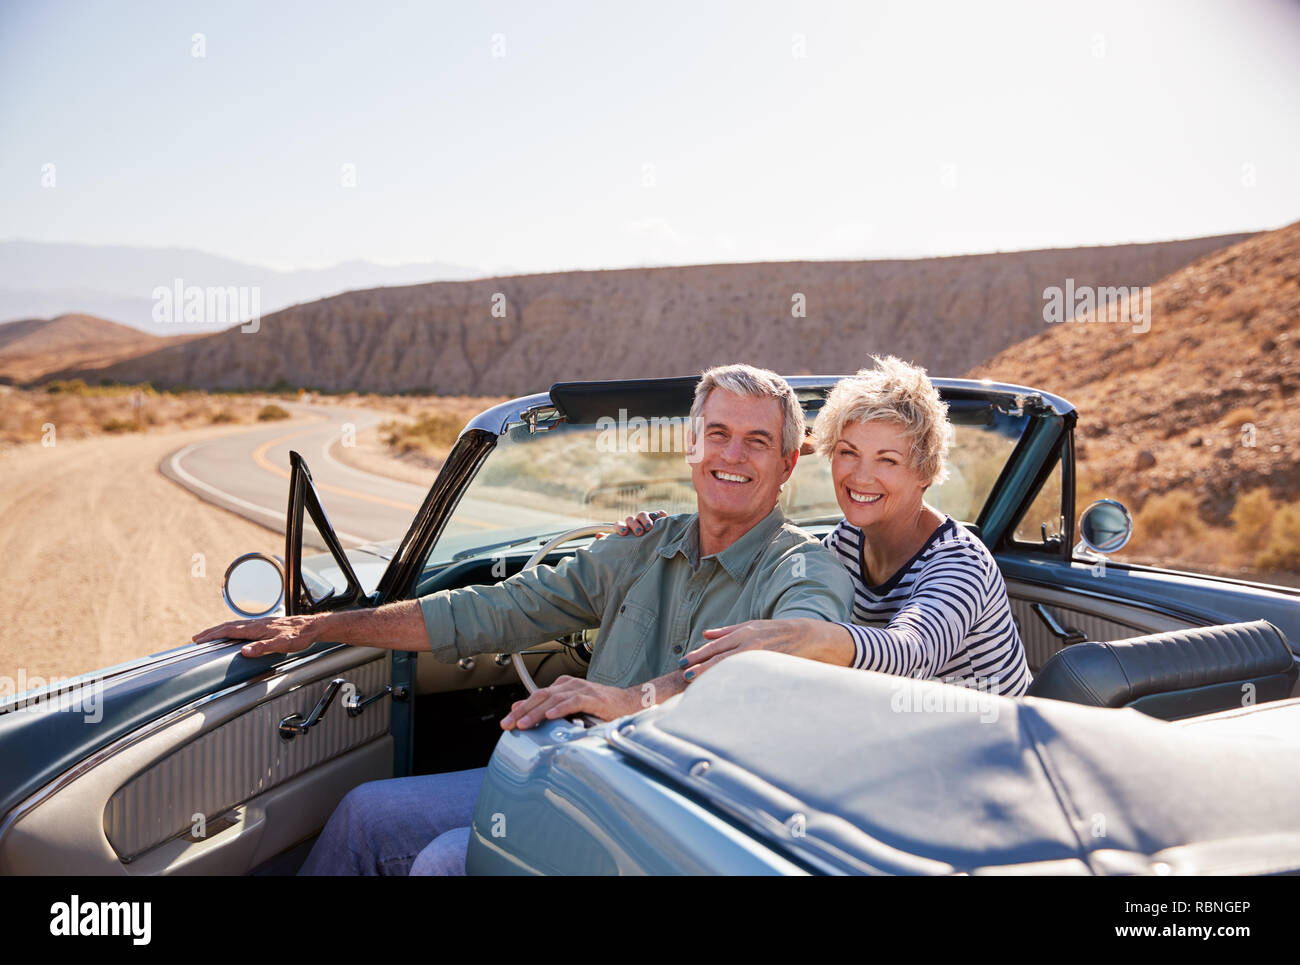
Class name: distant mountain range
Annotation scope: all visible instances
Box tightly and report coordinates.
[0,241,488,335]
[28,231,1255,397]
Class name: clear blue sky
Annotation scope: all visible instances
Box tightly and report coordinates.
[2,0,1298,273]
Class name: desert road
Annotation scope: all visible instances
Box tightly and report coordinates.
[160,402,572,549]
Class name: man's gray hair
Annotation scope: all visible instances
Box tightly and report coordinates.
[689,363,804,456]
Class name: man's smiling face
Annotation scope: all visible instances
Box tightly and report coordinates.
[688,388,797,530]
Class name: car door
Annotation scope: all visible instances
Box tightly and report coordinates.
[986,424,1300,673]
[0,454,415,875]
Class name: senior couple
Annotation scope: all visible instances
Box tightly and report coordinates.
[195,357,1031,875]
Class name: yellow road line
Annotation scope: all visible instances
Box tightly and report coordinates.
[252,424,421,512]
[250,420,496,528]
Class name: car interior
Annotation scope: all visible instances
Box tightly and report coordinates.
[2,381,1297,877]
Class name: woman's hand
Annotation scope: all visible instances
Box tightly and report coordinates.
[679,618,855,679]
[613,510,667,536]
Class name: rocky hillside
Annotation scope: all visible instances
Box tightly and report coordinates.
[969,221,1300,576]
[970,221,1298,514]
[0,313,193,384]
[46,234,1251,396]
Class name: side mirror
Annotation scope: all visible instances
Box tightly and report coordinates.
[1075,499,1133,556]
[222,553,286,618]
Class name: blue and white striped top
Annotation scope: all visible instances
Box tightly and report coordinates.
[822,515,1031,696]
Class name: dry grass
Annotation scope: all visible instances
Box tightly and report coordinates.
[257,403,291,421]
[1097,483,1300,580]
[382,410,467,456]
[1257,504,1300,571]
[1230,487,1275,555]
[371,395,509,465]
[0,382,289,447]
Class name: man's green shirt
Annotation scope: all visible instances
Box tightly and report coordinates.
[418,506,853,689]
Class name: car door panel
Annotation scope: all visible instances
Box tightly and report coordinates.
[0,646,392,875]
[1000,556,1300,674]
[1005,580,1196,671]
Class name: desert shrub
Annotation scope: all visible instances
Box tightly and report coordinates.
[45,379,89,395]
[382,411,465,456]
[257,404,291,421]
[43,379,157,398]
[1230,488,1276,555]
[1256,504,1300,572]
[1218,406,1258,429]
[210,409,237,424]
[100,417,139,433]
[1134,490,1206,541]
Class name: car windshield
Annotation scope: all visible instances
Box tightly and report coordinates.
[424,396,1030,567]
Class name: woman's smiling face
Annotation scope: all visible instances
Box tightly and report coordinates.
[830,419,928,527]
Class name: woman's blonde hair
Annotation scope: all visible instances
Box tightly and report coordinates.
[812,355,953,487]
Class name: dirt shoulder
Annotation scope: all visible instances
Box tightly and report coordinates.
[326,419,441,488]
[0,424,286,683]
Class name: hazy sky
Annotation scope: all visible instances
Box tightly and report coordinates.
[2,0,1298,274]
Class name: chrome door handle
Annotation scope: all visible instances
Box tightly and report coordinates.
[1030,603,1087,646]
[343,684,408,717]
[279,677,345,739]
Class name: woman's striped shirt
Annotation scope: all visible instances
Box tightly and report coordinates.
[822,515,1031,696]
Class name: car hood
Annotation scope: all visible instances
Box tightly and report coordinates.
[303,539,401,598]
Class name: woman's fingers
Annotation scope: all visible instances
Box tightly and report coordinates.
[682,652,730,680]
[681,633,743,670]
[701,624,743,640]
[683,620,783,675]
[617,509,667,536]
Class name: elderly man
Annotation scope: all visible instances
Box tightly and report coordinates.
[193,363,852,874]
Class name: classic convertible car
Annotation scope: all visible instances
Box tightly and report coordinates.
[1,375,1298,875]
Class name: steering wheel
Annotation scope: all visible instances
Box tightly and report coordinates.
[512,523,618,694]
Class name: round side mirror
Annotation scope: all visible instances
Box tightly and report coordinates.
[1076,499,1133,555]
[222,553,286,618]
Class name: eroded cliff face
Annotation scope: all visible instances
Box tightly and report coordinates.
[52,233,1250,397]
[971,220,1299,528]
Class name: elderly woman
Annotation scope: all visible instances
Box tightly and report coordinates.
[620,355,1031,696]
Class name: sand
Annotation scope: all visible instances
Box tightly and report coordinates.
[0,424,286,684]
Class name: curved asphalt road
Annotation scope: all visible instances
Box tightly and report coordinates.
[160,402,577,552]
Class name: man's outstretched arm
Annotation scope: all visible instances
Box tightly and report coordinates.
[192,532,642,659]
[192,599,429,657]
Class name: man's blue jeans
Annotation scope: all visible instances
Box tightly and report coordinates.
[297,767,486,875]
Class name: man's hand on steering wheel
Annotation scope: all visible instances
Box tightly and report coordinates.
[500,675,642,730]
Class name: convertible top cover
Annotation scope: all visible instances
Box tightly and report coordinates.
[608,652,1300,875]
